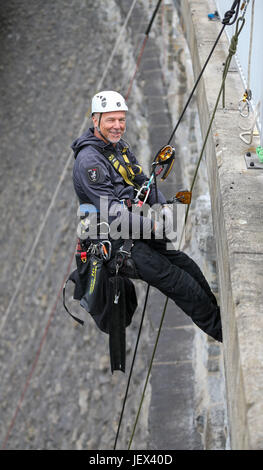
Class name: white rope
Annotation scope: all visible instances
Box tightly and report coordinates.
[240,101,260,144]
[0,154,73,336]
[238,0,257,138]
[247,0,255,92]
[0,0,139,336]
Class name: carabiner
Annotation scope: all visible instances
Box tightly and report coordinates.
[100,240,112,261]
[240,0,250,19]
[238,98,250,118]
[239,89,252,118]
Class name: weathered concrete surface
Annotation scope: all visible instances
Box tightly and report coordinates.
[140,3,225,449]
[159,2,227,450]
[0,0,155,450]
[179,0,263,450]
[0,0,202,451]
[0,0,227,451]
[148,288,202,450]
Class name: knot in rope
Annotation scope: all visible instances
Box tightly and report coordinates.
[229,34,238,56]
[222,16,245,108]
[223,8,236,25]
[228,16,245,57]
[222,0,241,25]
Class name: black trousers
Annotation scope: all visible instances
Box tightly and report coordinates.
[109,238,222,342]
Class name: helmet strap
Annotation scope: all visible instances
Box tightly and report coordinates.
[96,113,112,145]
[98,112,102,129]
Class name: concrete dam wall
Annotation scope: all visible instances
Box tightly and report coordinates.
[178,0,263,450]
[3,0,259,451]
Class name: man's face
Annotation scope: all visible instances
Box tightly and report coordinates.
[93,111,126,144]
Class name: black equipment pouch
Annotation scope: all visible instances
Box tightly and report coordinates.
[63,240,138,373]
[79,255,106,312]
[76,252,111,333]
[63,252,110,330]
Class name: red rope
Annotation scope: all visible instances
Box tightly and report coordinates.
[1,247,76,449]
[125,35,148,101]
[1,32,150,451]
[2,0,164,448]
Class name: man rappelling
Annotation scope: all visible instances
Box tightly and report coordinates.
[70,90,222,346]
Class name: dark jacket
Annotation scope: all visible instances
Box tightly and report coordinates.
[72,128,166,237]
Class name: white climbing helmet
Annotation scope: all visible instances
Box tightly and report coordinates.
[91,90,128,114]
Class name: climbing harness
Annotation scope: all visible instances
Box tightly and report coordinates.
[63,141,187,369]
[85,142,178,208]
[90,143,143,190]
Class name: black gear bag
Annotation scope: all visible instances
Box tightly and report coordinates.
[63,248,138,372]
